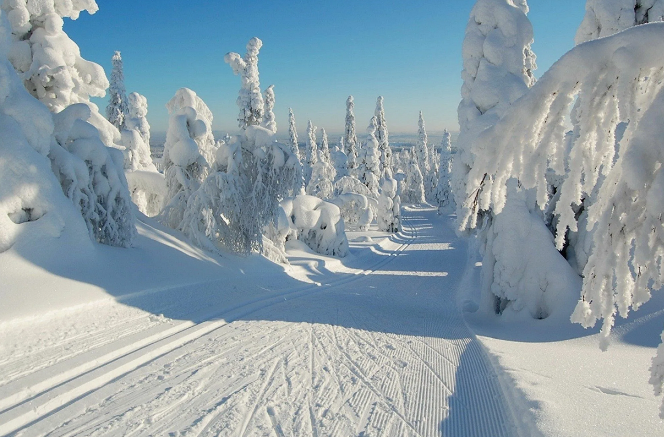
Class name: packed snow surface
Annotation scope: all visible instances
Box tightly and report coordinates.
[1,207,661,435]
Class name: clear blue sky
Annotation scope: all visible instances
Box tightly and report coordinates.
[66,1,586,136]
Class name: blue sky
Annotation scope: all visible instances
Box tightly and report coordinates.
[67,1,586,136]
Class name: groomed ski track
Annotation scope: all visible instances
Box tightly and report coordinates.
[0,206,517,437]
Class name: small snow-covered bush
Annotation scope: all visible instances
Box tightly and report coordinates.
[329,193,373,231]
[276,194,349,257]
[126,92,151,148]
[125,170,165,217]
[377,175,401,232]
[50,104,136,247]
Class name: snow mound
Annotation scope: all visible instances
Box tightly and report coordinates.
[277,195,349,257]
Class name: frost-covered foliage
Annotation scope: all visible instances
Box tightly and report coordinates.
[105,51,127,131]
[436,129,454,212]
[344,96,359,175]
[377,175,401,232]
[122,128,154,172]
[357,116,381,196]
[125,92,150,148]
[125,170,165,217]
[331,141,348,179]
[306,128,336,199]
[417,111,438,201]
[287,108,304,194]
[2,0,108,112]
[401,149,425,204]
[480,180,580,319]
[181,126,298,255]
[306,159,336,200]
[453,19,664,416]
[453,0,536,207]
[50,103,136,247]
[0,22,89,253]
[576,0,664,44]
[261,85,276,132]
[225,37,264,130]
[319,128,331,165]
[374,96,392,176]
[275,195,349,257]
[160,88,211,229]
[329,193,374,231]
[304,120,318,184]
[334,175,373,198]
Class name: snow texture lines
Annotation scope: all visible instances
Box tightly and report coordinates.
[2,208,517,436]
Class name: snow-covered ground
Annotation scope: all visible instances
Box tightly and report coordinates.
[0,206,661,436]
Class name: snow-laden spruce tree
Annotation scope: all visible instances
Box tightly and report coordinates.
[344,96,359,175]
[126,92,150,148]
[160,88,211,229]
[0,2,137,247]
[0,14,93,253]
[377,175,401,232]
[181,126,298,255]
[319,128,332,165]
[452,0,576,321]
[401,148,425,204]
[306,138,337,200]
[106,51,128,131]
[224,37,264,129]
[287,108,304,194]
[456,21,664,416]
[304,120,318,184]
[357,116,381,196]
[416,111,435,201]
[436,129,454,212]
[261,85,276,133]
[374,96,393,177]
[331,139,348,180]
[576,0,664,44]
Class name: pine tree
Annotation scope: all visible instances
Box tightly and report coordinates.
[106,51,128,131]
[415,111,430,192]
[436,129,454,212]
[375,96,393,177]
[319,128,331,165]
[262,85,277,132]
[304,120,318,185]
[357,116,381,196]
[224,37,264,130]
[344,96,359,175]
[288,108,304,194]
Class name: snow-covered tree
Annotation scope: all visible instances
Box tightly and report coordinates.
[181,126,298,255]
[126,92,150,147]
[224,37,264,130]
[287,108,304,194]
[377,175,401,232]
[106,51,128,131]
[0,20,95,253]
[357,116,381,196]
[401,149,425,204]
[454,20,664,416]
[344,96,359,175]
[374,96,393,177]
[261,85,276,132]
[304,120,318,184]
[160,88,211,229]
[319,128,331,165]
[576,0,664,44]
[417,111,438,201]
[330,139,348,180]
[436,129,454,212]
[2,1,108,113]
[306,157,336,200]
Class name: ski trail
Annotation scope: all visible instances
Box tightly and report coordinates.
[3,206,518,437]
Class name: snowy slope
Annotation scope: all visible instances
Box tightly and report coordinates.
[1,207,515,436]
[0,207,661,435]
